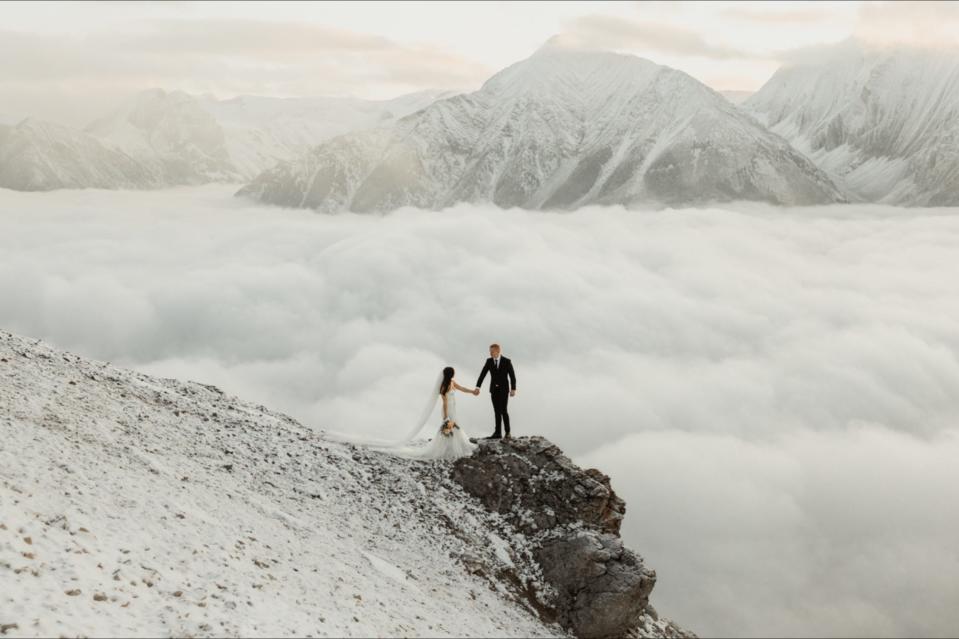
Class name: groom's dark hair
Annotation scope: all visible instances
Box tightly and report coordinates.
[490,343,500,349]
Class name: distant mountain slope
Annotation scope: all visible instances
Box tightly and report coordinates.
[238,43,844,212]
[0,119,159,191]
[87,89,454,183]
[747,40,959,206]
[0,329,691,638]
[201,90,452,179]
[85,89,241,184]
[0,90,452,192]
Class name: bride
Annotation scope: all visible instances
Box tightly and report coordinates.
[325,366,479,460]
[413,366,478,460]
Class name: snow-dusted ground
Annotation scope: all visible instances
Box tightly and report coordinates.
[0,330,570,637]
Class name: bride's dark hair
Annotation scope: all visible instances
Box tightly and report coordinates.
[439,366,455,396]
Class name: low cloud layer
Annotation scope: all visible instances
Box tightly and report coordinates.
[2,185,958,636]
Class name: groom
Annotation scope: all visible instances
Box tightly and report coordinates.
[474,343,517,439]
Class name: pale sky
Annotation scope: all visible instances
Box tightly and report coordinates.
[2,1,958,126]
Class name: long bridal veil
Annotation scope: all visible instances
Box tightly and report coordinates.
[322,371,443,449]
[393,370,444,445]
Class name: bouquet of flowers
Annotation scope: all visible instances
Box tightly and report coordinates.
[441,419,459,437]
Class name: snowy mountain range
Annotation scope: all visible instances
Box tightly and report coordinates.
[746,40,959,206]
[4,40,958,208]
[0,329,692,638]
[238,43,844,211]
[0,89,451,191]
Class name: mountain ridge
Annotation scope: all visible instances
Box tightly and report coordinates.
[238,45,845,211]
[0,329,692,638]
[746,39,959,206]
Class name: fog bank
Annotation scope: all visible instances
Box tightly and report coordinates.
[1,185,958,636]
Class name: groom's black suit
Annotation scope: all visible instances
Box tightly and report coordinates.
[476,356,516,437]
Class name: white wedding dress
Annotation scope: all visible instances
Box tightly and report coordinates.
[322,373,477,461]
[413,386,477,461]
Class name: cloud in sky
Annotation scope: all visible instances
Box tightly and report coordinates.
[1,185,959,635]
[0,17,491,126]
[6,1,959,127]
[853,0,959,48]
[557,15,757,60]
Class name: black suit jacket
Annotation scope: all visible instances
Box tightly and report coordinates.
[476,356,516,394]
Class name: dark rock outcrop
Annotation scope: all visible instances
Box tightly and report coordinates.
[452,436,626,536]
[452,436,678,639]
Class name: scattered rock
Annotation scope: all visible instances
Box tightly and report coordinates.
[0,623,19,635]
[93,593,108,602]
[65,589,81,596]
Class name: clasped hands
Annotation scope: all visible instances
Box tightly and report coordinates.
[470,388,516,397]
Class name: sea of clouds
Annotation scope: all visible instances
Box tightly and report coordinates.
[2,184,958,636]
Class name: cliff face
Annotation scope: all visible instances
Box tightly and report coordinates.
[0,329,690,638]
[453,438,688,639]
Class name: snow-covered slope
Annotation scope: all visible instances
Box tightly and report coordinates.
[86,89,454,183]
[0,119,159,191]
[203,90,454,179]
[0,90,451,191]
[0,330,690,638]
[85,89,240,185]
[747,40,959,206]
[238,43,844,212]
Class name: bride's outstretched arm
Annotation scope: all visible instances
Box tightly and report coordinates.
[452,381,475,394]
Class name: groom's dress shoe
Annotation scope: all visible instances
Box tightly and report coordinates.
[483,434,502,440]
